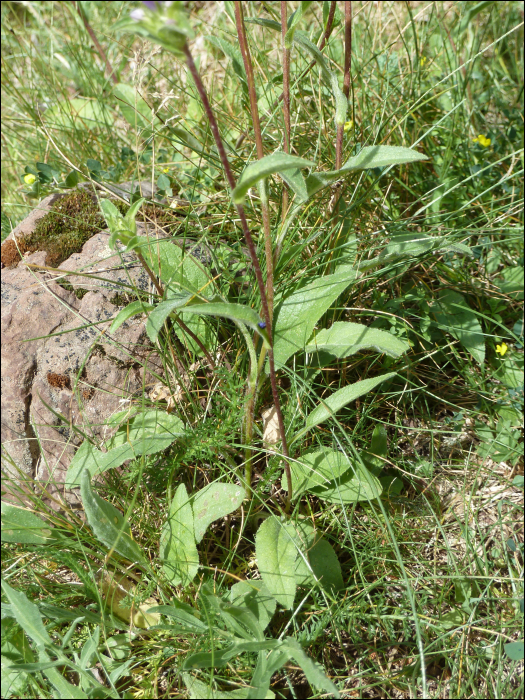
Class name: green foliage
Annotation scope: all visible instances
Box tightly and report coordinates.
[1,1,523,698]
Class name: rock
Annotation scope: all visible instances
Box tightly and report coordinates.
[1,192,166,509]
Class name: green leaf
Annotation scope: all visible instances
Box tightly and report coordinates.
[330,72,347,127]
[1,581,52,651]
[284,2,315,49]
[66,413,184,486]
[160,484,200,586]
[281,637,340,698]
[358,233,472,271]
[282,447,354,497]
[215,599,264,642]
[309,465,382,503]
[167,124,205,154]
[184,641,279,671]
[341,145,428,172]
[430,289,485,365]
[457,1,494,34]
[153,301,271,345]
[205,36,247,93]
[304,146,428,200]
[1,504,54,545]
[80,470,147,564]
[292,372,396,444]
[145,294,194,343]
[193,483,245,544]
[282,447,381,503]
[504,641,524,661]
[272,268,357,371]
[305,321,409,359]
[1,622,35,698]
[255,519,297,609]
[106,409,185,449]
[113,83,161,131]
[147,601,208,633]
[364,425,388,468]
[279,167,308,203]
[183,672,275,699]
[496,265,524,301]
[230,581,277,632]
[109,300,155,333]
[183,672,276,699]
[233,152,314,204]
[293,523,344,593]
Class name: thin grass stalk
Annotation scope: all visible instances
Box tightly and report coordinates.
[233,1,274,322]
[235,1,337,150]
[281,1,291,217]
[335,1,352,170]
[73,1,118,85]
[233,2,275,496]
[182,42,293,507]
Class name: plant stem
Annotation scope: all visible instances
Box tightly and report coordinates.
[235,1,337,150]
[234,1,274,323]
[73,1,118,85]
[335,1,352,170]
[183,42,293,509]
[281,1,291,217]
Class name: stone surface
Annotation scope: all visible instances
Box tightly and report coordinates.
[1,193,165,509]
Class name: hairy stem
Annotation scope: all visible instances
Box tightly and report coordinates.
[73,1,118,84]
[234,1,274,323]
[235,1,337,150]
[183,42,292,508]
[281,1,291,217]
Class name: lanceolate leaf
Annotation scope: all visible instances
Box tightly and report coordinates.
[233,153,314,204]
[282,447,354,497]
[1,503,54,545]
[167,302,271,345]
[305,322,409,359]
[279,167,308,202]
[255,518,297,609]
[358,233,472,272]
[305,145,428,200]
[160,484,199,586]
[145,294,193,343]
[281,637,340,698]
[110,300,154,334]
[292,372,396,444]
[1,580,52,651]
[272,268,357,370]
[80,470,147,564]
[66,414,184,487]
[308,463,382,503]
[430,289,485,365]
[192,483,245,544]
[295,537,344,593]
[284,1,315,49]
[230,580,277,632]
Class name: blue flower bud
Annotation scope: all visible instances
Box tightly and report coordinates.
[258,321,266,329]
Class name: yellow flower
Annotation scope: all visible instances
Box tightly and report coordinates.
[420,56,427,66]
[495,343,508,356]
[473,134,491,147]
[23,173,36,185]
[343,120,354,133]
[162,167,170,173]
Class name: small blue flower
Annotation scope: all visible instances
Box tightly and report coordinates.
[258,321,266,329]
